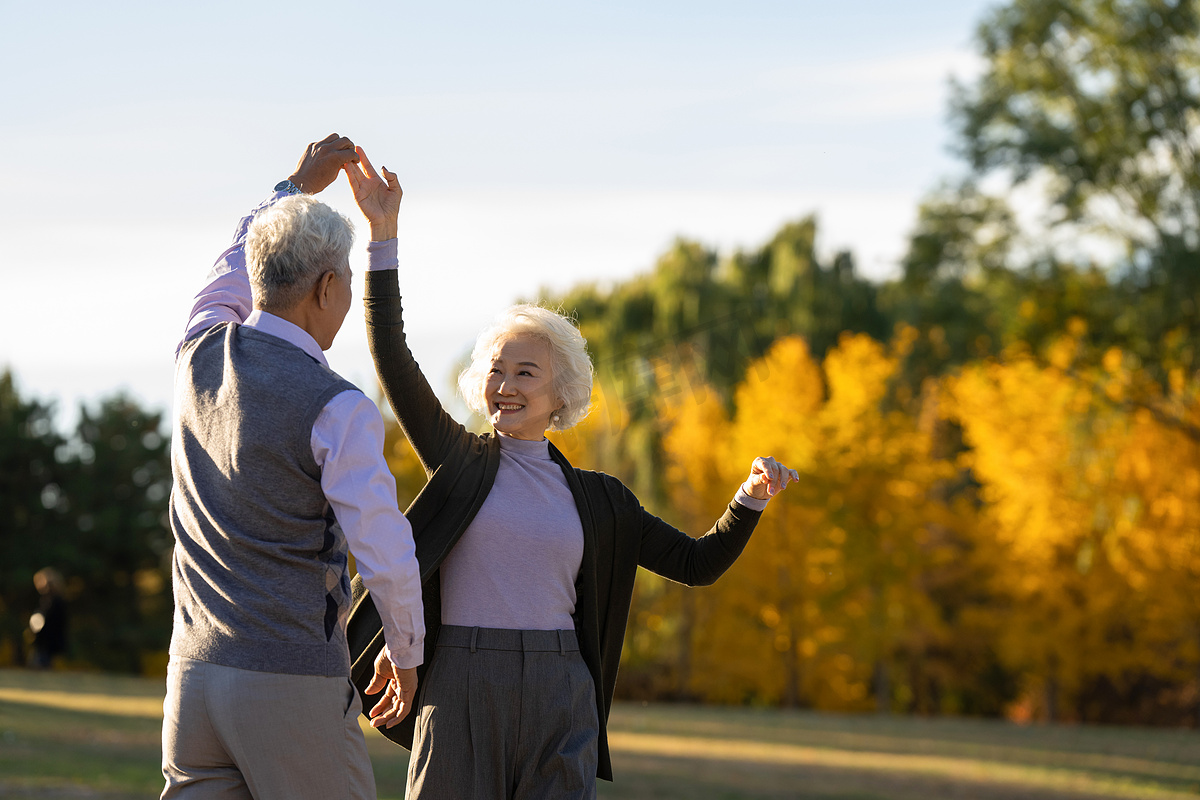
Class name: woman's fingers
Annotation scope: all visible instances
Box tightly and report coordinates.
[749,456,798,497]
[355,146,381,180]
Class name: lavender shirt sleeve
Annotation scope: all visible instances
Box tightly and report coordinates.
[733,486,769,512]
[312,392,425,669]
[366,238,398,271]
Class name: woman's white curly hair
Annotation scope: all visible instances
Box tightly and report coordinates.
[458,304,594,432]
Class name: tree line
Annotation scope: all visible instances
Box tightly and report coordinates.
[2,0,1197,724]
[0,373,172,673]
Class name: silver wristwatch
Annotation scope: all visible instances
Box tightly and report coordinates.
[273,179,305,195]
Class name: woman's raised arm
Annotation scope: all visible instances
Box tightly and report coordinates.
[348,149,471,473]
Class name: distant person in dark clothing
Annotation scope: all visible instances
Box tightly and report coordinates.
[30,567,67,669]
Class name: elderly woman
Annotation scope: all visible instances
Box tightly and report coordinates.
[344,150,798,799]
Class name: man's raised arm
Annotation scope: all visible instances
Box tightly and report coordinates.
[175,134,359,357]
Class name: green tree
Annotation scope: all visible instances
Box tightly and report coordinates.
[881,183,1021,384]
[0,371,67,664]
[60,396,173,672]
[950,0,1200,373]
[0,379,173,673]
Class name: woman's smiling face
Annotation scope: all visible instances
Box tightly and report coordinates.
[484,334,562,440]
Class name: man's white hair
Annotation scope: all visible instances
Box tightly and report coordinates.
[458,304,594,431]
[246,195,355,312]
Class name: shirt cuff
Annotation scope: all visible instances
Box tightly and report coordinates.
[733,485,769,512]
[367,238,399,271]
[384,642,423,671]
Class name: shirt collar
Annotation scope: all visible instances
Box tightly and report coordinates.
[243,309,329,368]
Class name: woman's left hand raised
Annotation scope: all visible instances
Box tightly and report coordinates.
[345,146,402,241]
[742,456,799,500]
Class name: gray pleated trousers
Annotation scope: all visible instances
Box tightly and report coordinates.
[406,626,599,800]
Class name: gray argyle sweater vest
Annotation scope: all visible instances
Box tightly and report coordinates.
[169,322,358,677]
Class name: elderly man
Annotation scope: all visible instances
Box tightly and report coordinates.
[163,134,422,799]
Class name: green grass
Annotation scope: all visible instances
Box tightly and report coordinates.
[0,669,1197,799]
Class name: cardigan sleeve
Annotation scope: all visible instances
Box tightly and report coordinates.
[364,269,470,474]
[630,485,763,587]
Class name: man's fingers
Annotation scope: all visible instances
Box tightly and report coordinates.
[369,681,400,720]
[386,684,417,727]
[364,672,386,695]
[369,692,392,719]
[389,703,411,726]
[380,681,405,727]
[313,133,354,155]
[324,149,360,173]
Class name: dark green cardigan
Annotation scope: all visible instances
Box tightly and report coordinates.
[346,269,763,781]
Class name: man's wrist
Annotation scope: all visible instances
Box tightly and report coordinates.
[276,178,306,196]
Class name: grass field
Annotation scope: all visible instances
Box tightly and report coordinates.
[0,668,1197,799]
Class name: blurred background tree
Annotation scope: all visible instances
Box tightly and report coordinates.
[0,374,172,673]
[0,371,68,666]
[61,397,173,673]
[947,0,1200,374]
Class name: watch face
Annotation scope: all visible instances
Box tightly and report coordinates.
[274,180,300,194]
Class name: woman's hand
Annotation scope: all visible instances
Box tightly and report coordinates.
[742,456,799,500]
[344,146,402,241]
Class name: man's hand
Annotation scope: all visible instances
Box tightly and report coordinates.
[364,646,418,729]
[344,146,401,241]
[287,133,360,194]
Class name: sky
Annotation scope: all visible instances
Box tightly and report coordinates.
[0,0,1001,430]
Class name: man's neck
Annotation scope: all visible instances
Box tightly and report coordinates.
[256,303,329,351]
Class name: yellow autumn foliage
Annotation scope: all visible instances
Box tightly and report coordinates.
[944,335,1200,717]
[376,323,1200,721]
[659,333,959,710]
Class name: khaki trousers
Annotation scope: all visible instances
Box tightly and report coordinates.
[161,656,375,800]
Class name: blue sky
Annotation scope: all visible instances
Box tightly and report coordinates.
[0,0,1000,427]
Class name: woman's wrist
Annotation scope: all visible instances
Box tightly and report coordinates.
[735,483,769,511]
[742,479,765,500]
[369,221,398,241]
